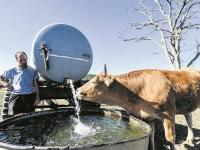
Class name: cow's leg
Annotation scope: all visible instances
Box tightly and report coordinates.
[163,111,176,150]
[184,113,194,145]
[148,122,155,150]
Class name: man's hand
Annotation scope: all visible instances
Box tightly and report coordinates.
[4,83,13,91]
[34,98,40,106]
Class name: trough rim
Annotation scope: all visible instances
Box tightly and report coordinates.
[0,108,152,150]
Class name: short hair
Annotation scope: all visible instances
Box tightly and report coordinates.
[15,51,27,59]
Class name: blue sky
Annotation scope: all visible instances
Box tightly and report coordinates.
[0,0,199,75]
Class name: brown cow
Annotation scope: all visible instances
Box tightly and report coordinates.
[76,65,200,150]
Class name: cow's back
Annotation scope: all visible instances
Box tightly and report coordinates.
[115,68,200,114]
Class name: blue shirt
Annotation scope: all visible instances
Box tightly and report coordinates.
[2,66,39,94]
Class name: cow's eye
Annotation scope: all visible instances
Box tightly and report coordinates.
[92,81,97,85]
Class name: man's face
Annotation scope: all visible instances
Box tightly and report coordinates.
[16,53,28,69]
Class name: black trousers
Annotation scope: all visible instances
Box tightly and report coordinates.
[8,92,36,115]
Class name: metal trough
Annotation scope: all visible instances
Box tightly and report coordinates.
[0,108,151,150]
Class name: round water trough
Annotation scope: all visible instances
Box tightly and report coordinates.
[0,108,151,150]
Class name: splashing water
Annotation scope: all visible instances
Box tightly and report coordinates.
[69,79,94,135]
[72,117,97,136]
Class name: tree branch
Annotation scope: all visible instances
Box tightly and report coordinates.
[154,0,168,17]
[186,40,200,67]
[173,0,187,29]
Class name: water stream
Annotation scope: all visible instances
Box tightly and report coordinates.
[69,79,80,120]
[69,79,94,135]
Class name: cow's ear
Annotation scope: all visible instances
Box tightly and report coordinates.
[104,75,114,87]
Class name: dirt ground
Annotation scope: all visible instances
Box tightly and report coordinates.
[154,108,200,150]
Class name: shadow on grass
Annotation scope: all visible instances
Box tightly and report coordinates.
[154,120,200,150]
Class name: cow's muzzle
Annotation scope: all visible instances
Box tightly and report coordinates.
[76,88,86,99]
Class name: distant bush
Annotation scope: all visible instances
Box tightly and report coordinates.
[82,74,96,81]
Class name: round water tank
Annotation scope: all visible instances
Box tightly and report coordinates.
[30,23,93,83]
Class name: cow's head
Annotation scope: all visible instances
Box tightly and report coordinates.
[76,64,115,102]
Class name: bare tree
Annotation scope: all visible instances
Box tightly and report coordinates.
[119,0,200,69]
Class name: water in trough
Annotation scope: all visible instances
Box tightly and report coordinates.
[0,112,148,147]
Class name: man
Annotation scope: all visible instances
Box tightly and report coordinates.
[0,51,40,116]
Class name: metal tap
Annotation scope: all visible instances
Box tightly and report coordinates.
[38,41,51,70]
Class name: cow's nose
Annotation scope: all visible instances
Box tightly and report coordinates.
[76,88,82,95]
[76,88,80,93]
[76,88,86,96]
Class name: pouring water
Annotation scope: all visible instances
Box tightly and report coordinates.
[69,79,80,121]
[69,79,96,136]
